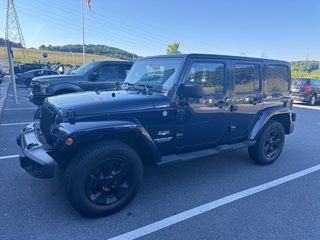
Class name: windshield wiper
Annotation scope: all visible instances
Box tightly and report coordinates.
[138,83,153,94]
[123,82,153,94]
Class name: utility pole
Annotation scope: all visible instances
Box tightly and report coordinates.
[260,52,267,58]
[7,41,18,104]
[5,0,28,58]
[5,0,25,104]
[81,0,86,65]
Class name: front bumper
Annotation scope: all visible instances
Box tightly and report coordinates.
[17,123,55,179]
[290,94,308,102]
[29,92,49,106]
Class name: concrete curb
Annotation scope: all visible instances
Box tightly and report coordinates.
[0,76,10,120]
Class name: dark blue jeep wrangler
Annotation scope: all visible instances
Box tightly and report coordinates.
[17,54,296,217]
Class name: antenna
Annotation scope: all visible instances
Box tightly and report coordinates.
[5,0,28,58]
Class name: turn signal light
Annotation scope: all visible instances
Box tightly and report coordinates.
[65,138,74,146]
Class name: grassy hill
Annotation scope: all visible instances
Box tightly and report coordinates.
[0,47,119,67]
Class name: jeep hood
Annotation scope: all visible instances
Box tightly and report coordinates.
[46,90,170,117]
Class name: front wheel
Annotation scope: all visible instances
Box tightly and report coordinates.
[65,140,143,217]
[25,79,31,88]
[248,120,285,165]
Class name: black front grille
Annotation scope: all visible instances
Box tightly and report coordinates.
[40,103,56,140]
[30,81,40,93]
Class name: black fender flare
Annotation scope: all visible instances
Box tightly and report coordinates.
[248,106,292,140]
[53,117,162,161]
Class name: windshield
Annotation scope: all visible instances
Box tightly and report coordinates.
[292,79,308,86]
[73,61,101,76]
[124,58,182,91]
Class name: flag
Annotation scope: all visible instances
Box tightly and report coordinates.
[87,0,92,11]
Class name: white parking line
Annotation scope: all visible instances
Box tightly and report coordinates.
[0,154,19,160]
[17,97,30,100]
[109,164,320,240]
[7,95,30,100]
[0,122,35,126]
[5,108,37,110]
[293,104,320,110]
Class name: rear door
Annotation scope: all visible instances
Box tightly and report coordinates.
[228,60,263,140]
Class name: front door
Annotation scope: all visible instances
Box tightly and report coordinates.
[82,64,131,91]
[174,58,230,149]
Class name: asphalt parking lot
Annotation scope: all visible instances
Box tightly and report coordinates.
[1,76,320,240]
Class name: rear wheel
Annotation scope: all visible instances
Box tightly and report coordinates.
[65,140,143,217]
[307,94,316,106]
[248,120,285,165]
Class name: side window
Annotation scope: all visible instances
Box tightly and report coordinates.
[95,65,119,80]
[34,71,41,76]
[185,62,225,94]
[234,63,260,92]
[266,64,290,92]
[120,64,132,78]
[47,71,57,75]
[310,80,318,86]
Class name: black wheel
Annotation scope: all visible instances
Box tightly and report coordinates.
[307,94,316,106]
[248,120,285,165]
[65,140,143,217]
[25,79,31,88]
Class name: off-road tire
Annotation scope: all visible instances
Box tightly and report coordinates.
[25,79,31,88]
[248,120,285,165]
[65,140,143,218]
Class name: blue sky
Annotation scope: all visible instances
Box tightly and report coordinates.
[0,0,319,62]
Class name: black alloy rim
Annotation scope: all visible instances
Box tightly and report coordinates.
[85,159,132,205]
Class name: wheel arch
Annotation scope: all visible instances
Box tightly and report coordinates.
[58,122,162,166]
[49,83,83,95]
[249,108,293,140]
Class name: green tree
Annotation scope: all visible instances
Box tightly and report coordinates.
[166,42,181,54]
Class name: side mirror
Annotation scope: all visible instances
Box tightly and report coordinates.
[182,83,203,98]
[90,72,99,81]
[58,66,65,74]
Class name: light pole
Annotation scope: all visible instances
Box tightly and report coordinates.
[70,51,74,68]
[64,53,68,67]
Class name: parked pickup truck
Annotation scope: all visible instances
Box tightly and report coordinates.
[29,60,133,106]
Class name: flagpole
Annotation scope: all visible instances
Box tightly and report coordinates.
[81,0,86,64]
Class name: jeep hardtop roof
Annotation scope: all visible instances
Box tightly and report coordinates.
[140,53,289,65]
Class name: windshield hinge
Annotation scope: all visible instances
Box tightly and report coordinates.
[67,108,76,125]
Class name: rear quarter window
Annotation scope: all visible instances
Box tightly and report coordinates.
[266,64,290,92]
